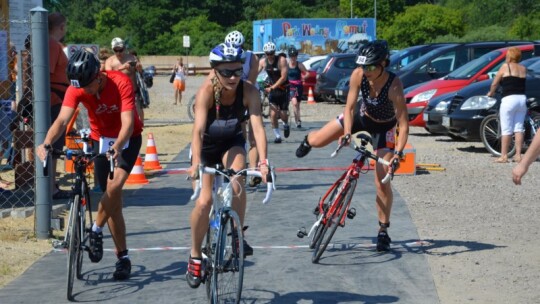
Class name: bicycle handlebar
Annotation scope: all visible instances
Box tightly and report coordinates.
[190,165,276,204]
[330,134,398,184]
[43,144,115,180]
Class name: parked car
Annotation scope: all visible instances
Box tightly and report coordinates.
[437,57,540,141]
[334,75,350,103]
[424,57,540,136]
[396,41,532,89]
[301,55,327,99]
[406,44,535,127]
[315,53,357,102]
[388,43,455,73]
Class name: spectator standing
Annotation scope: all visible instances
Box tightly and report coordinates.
[105,37,144,123]
[48,12,70,200]
[487,47,527,163]
[172,57,187,105]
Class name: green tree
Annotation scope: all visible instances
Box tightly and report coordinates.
[382,4,464,48]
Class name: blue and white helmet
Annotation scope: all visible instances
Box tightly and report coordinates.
[263,42,276,53]
[209,42,245,68]
[225,31,245,47]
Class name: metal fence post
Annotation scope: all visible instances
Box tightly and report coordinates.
[31,7,51,239]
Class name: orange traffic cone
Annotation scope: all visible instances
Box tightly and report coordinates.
[307,87,316,104]
[144,133,163,170]
[126,156,149,184]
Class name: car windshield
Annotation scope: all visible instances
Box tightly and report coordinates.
[524,58,540,75]
[444,50,502,80]
[399,45,456,72]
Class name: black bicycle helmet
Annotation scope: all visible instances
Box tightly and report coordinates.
[288,46,299,57]
[355,40,389,66]
[209,42,245,68]
[66,49,100,88]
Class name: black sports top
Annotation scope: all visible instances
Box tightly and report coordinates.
[501,64,526,98]
[358,72,396,121]
[265,57,288,89]
[203,82,247,142]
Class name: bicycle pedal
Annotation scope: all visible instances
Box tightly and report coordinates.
[296,227,307,238]
[347,208,356,219]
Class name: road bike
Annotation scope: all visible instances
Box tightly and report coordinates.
[480,98,540,157]
[45,131,114,301]
[190,164,275,304]
[297,134,398,263]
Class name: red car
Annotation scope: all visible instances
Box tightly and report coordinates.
[405,44,535,127]
[301,55,327,99]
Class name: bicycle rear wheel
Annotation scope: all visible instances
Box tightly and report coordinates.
[480,114,516,157]
[210,210,244,304]
[312,180,356,263]
[67,195,81,301]
[187,94,196,121]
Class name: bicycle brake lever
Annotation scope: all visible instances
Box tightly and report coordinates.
[108,149,115,180]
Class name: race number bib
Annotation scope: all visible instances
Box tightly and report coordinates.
[99,136,129,154]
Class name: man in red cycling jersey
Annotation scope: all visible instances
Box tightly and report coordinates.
[37,49,143,280]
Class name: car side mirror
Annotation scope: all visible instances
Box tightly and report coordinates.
[476,74,489,82]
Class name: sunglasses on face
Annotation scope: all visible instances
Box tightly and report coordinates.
[216,68,243,78]
[361,64,378,72]
[113,48,124,53]
[265,52,275,56]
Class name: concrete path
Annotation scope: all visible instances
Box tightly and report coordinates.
[0,121,439,304]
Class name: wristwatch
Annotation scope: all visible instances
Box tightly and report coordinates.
[394,150,404,159]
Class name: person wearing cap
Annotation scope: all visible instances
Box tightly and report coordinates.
[295,40,409,252]
[185,42,269,289]
[105,37,144,123]
[37,49,144,280]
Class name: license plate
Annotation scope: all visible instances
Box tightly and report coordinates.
[423,113,428,122]
[442,116,450,127]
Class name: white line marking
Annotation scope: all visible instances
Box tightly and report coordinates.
[51,241,431,253]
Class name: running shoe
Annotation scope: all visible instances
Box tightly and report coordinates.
[296,121,302,129]
[274,137,282,144]
[88,231,103,263]
[376,231,392,252]
[284,124,290,138]
[186,257,203,288]
[113,258,131,280]
[296,135,312,158]
[243,240,254,257]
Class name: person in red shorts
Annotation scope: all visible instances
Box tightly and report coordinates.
[37,49,143,280]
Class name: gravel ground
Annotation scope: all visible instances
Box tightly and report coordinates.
[148,75,540,303]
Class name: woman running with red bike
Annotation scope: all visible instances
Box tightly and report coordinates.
[296,40,409,251]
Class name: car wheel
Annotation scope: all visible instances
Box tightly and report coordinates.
[321,94,337,103]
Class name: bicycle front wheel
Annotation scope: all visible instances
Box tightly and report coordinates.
[67,195,81,301]
[309,181,341,250]
[77,187,91,280]
[480,114,516,157]
[312,179,356,264]
[210,210,244,304]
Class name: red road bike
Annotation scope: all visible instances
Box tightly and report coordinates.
[297,134,398,263]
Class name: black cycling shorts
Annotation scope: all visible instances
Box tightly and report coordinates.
[201,134,246,167]
[337,113,396,150]
[92,135,142,191]
[269,88,289,111]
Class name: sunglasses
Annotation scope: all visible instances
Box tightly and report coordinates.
[265,52,275,56]
[216,68,243,78]
[113,48,124,53]
[361,64,378,72]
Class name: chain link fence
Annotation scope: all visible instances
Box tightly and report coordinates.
[0,14,35,213]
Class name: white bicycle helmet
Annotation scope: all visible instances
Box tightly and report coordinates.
[225,31,245,47]
[263,42,276,53]
[209,42,245,68]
